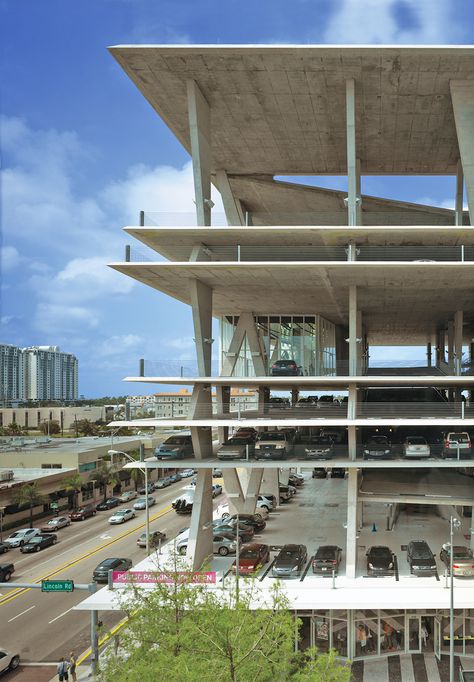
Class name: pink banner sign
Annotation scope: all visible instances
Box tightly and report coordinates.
[112,570,217,585]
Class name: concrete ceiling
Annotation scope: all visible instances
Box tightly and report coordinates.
[109,45,474,175]
[360,468,474,500]
[109,261,474,343]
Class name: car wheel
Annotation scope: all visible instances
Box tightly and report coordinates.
[261,505,269,511]
[9,656,20,670]
[218,546,229,556]
[179,546,187,556]
[221,512,229,519]
[67,520,71,526]
[19,540,24,547]
[52,538,57,544]
[3,571,11,581]
[36,546,41,552]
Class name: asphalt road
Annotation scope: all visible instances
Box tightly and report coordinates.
[0,478,225,664]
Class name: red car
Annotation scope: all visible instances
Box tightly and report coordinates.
[232,543,270,575]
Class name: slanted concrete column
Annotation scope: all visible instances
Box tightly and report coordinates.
[190,279,213,377]
[450,81,474,225]
[280,468,290,485]
[215,385,230,444]
[223,468,264,515]
[447,320,455,374]
[348,426,357,461]
[187,80,212,226]
[456,159,464,226]
[346,468,359,578]
[215,170,245,226]
[349,286,358,376]
[345,79,361,226]
[454,310,463,375]
[187,468,213,570]
[190,243,212,262]
[261,469,280,506]
[188,383,212,420]
[190,426,213,460]
[221,312,266,377]
[427,342,432,368]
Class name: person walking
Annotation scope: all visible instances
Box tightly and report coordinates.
[57,657,69,682]
[69,652,77,682]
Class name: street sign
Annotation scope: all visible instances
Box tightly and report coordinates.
[50,502,58,509]
[41,579,74,592]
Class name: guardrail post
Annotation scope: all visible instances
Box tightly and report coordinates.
[461,244,465,262]
[139,210,145,226]
[139,358,145,377]
[125,245,131,262]
[237,244,241,261]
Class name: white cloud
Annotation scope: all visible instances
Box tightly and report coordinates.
[97,334,143,357]
[1,246,22,272]
[163,336,195,350]
[34,303,100,334]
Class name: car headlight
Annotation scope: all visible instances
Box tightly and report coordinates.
[368,562,374,569]
[385,450,390,454]
[364,450,369,454]
[291,565,299,572]
[274,444,284,449]
[388,562,393,568]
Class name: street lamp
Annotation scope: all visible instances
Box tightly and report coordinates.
[108,446,151,556]
[0,507,5,543]
[449,515,461,682]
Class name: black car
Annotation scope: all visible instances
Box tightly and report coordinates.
[363,435,393,460]
[272,544,308,578]
[407,540,437,576]
[213,523,254,544]
[93,557,133,583]
[169,473,182,484]
[328,468,346,478]
[0,542,10,555]
[304,435,334,460]
[312,545,342,576]
[270,359,301,376]
[312,468,326,478]
[20,534,57,553]
[0,563,14,581]
[96,497,121,511]
[366,546,396,576]
[221,513,266,533]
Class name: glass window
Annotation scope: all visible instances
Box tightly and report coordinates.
[355,620,378,658]
[332,619,347,657]
[314,616,330,653]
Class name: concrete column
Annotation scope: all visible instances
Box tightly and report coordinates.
[222,468,244,515]
[291,388,299,406]
[447,320,455,373]
[190,279,213,376]
[187,80,212,226]
[357,501,364,530]
[223,468,264,515]
[348,426,357,461]
[427,342,432,368]
[455,159,464,226]
[190,426,213,460]
[186,468,213,570]
[356,311,363,375]
[280,468,290,485]
[221,312,266,377]
[356,158,362,226]
[471,511,474,553]
[454,310,463,375]
[261,469,280,506]
[450,81,474,225]
[346,468,359,578]
[258,387,268,416]
[244,468,264,514]
[346,79,360,227]
[215,169,245,226]
[216,385,230,444]
[188,384,212,420]
[190,243,212,262]
[349,285,358,376]
[348,383,357,420]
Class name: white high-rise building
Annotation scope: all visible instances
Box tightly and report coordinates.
[0,344,25,402]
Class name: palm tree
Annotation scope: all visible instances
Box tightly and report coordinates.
[130,466,144,492]
[90,463,119,502]
[11,483,47,528]
[63,472,84,510]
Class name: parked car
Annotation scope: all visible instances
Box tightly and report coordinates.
[288,473,305,486]
[133,496,156,510]
[0,563,15,581]
[257,494,276,511]
[212,484,223,497]
[366,546,396,576]
[312,545,342,576]
[279,484,296,502]
[180,469,195,479]
[93,557,133,583]
[20,534,57,553]
[217,436,255,460]
[232,543,270,574]
[137,530,166,548]
[4,528,41,547]
[155,434,194,460]
[254,431,294,460]
[96,497,121,511]
[403,436,431,459]
[220,513,266,533]
[317,395,335,408]
[319,427,345,444]
[0,648,20,673]
[70,504,96,521]
[297,397,317,409]
[312,468,327,479]
[327,468,346,478]
[177,533,241,557]
[234,427,257,440]
[118,490,138,503]
[407,540,437,576]
[268,397,291,409]
[213,522,254,544]
[439,544,474,576]
[363,435,393,460]
[108,508,136,524]
[272,544,308,578]
[270,359,301,376]
[304,435,334,460]
[155,476,173,488]
[40,516,71,532]
[0,542,10,555]
[255,499,271,517]
[138,483,155,495]
[442,432,472,459]
[169,472,182,483]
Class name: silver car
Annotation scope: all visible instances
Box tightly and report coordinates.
[108,508,136,524]
[133,496,156,510]
[119,490,137,503]
[0,649,20,674]
[217,437,255,460]
[177,532,241,556]
[403,436,430,458]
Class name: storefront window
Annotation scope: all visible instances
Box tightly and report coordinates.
[331,619,347,657]
[380,615,404,653]
[355,620,378,658]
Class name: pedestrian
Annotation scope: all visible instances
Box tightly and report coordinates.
[421,622,429,648]
[57,657,69,682]
[69,652,77,682]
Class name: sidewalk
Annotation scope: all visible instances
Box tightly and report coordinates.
[354,653,470,682]
[47,663,92,681]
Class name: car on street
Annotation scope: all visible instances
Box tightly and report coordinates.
[169,472,182,483]
[366,546,396,576]
[180,469,195,478]
[217,436,255,460]
[0,563,15,581]
[133,496,156,510]
[0,543,10,555]
[0,648,20,673]
[312,545,343,576]
[138,483,155,495]
[363,435,393,460]
[154,476,173,488]
[439,544,474,576]
[442,432,472,459]
[40,516,71,532]
[93,557,133,583]
[177,532,241,556]
[96,497,121,511]
[108,508,136,524]
[155,434,194,460]
[254,431,294,460]
[212,483,223,497]
[272,544,308,578]
[4,528,42,548]
[304,435,334,460]
[137,530,166,548]
[118,490,138,503]
[270,359,301,376]
[403,436,431,459]
[232,543,270,574]
[70,504,96,521]
[407,540,437,576]
[20,534,57,553]
[220,513,266,533]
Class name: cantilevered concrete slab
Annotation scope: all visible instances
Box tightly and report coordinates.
[109,45,474,176]
[360,468,474,503]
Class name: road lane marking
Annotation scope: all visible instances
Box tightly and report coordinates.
[0,504,172,607]
[8,604,36,622]
[100,534,112,539]
[48,607,73,624]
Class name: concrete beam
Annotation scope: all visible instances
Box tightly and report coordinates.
[346,79,360,227]
[186,468,213,570]
[346,468,358,579]
[215,170,245,226]
[190,279,213,376]
[450,81,474,225]
[187,80,212,226]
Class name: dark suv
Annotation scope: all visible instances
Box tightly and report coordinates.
[93,557,133,583]
[407,540,437,576]
[270,360,301,376]
[0,563,15,582]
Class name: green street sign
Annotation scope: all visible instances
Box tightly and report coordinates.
[50,502,58,509]
[41,579,74,592]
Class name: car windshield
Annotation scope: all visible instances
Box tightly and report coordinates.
[413,545,432,558]
[368,437,389,445]
[28,537,43,544]
[370,547,390,557]
[136,498,146,503]
[275,361,295,366]
[258,433,285,441]
[114,510,127,515]
[240,549,260,559]
[452,546,473,558]
[448,434,470,442]
[310,437,332,444]
[9,532,23,538]
[407,437,427,445]
[226,438,247,445]
[280,549,297,557]
[316,548,336,559]
[164,438,185,445]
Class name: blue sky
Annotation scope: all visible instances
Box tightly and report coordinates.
[1,0,474,397]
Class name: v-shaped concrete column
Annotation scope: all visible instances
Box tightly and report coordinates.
[187,80,212,226]
[450,81,474,225]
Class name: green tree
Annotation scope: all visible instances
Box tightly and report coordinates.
[11,483,47,528]
[75,419,98,436]
[4,422,26,436]
[90,463,119,501]
[39,419,60,435]
[63,472,84,509]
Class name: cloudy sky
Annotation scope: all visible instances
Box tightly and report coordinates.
[2,0,473,397]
